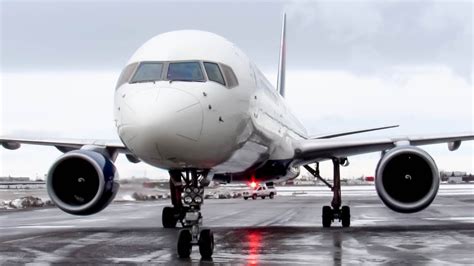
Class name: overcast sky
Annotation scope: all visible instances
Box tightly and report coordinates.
[1,0,472,179]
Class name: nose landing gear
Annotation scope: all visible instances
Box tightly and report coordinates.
[177,210,214,259]
[304,158,351,228]
[164,169,214,259]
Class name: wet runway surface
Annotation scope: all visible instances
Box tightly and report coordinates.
[1,185,473,264]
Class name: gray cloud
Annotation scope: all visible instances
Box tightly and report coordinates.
[1,0,471,83]
[1,1,282,71]
[1,1,472,81]
[285,1,472,81]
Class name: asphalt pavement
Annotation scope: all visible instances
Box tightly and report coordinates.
[0,185,473,264]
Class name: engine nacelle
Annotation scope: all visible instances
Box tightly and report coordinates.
[375,146,439,213]
[47,150,119,215]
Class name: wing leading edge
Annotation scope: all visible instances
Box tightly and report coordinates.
[310,125,399,139]
[0,136,129,154]
[293,132,474,166]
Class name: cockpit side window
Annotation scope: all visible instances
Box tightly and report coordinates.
[220,64,239,88]
[204,62,225,86]
[130,62,164,83]
[167,62,205,82]
[116,62,138,89]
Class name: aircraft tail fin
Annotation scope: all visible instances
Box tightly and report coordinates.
[277,13,286,97]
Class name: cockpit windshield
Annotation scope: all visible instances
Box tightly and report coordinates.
[167,62,205,82]
[130,62,164,83]
[121,60,238,88]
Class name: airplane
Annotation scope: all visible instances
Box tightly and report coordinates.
[1,14,473,259]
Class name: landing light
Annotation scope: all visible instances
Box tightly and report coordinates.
[194,196,203,204]
[184,196,193,204]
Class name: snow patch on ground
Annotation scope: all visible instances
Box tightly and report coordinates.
[120,194,136,202]
[1,196,54,209]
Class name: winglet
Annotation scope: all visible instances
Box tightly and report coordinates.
[277,13,286,97]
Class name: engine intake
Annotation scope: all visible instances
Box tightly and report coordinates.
[47,150,119,215]
[375,146,439,213]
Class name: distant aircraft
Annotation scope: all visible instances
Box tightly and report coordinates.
[1,14,473,258]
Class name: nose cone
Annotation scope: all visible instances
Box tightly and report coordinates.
[118,86,203,164]
[153,87,203,141]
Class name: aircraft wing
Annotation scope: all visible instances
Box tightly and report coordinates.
[293,132,474,166]
[0,136,129,154]
[309,125,399,139]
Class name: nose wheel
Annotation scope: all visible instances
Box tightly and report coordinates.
[167,169,215,259]
[177,229,192,258]
[177,227,214,259]
[305,158,352,228]
[176,207,215,259]
[198,229,214,258]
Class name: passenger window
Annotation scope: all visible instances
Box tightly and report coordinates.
[167,62,205,82]
[221,64,239,88]
[116,62,138,89]
[130,62,164,83]
[204,62,225,85]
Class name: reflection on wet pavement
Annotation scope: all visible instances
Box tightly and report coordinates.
[1,186,473,264]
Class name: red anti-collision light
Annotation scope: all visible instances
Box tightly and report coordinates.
[250,181,257,188]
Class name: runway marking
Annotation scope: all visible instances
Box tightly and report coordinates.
[352,219,387,225]
[424,217,474,221]
[1,225,75,229]
[31,209,52,213]
[0,217,108,229]
[352,205,385,208]
[63,217,107,223]
[2,235,42,244]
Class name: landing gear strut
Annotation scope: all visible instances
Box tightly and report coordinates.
[164,169,214,259]
[162,171,185,228]
[304,158,351,228]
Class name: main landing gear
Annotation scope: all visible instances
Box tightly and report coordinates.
[162,170,214,259]
[304,158,351,228]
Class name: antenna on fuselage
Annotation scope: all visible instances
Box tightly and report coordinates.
[276,13,287,97]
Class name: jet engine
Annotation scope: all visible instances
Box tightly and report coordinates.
[375,146,439,213]
[47,150,119,215]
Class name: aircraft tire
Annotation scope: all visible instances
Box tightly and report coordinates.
[162,207,177,228]
[341,206,351,227]
[322,206,332,228]
[177,229,192,258]
[198,229,214,259]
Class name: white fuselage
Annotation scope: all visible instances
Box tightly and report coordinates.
[114,30,307,175]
